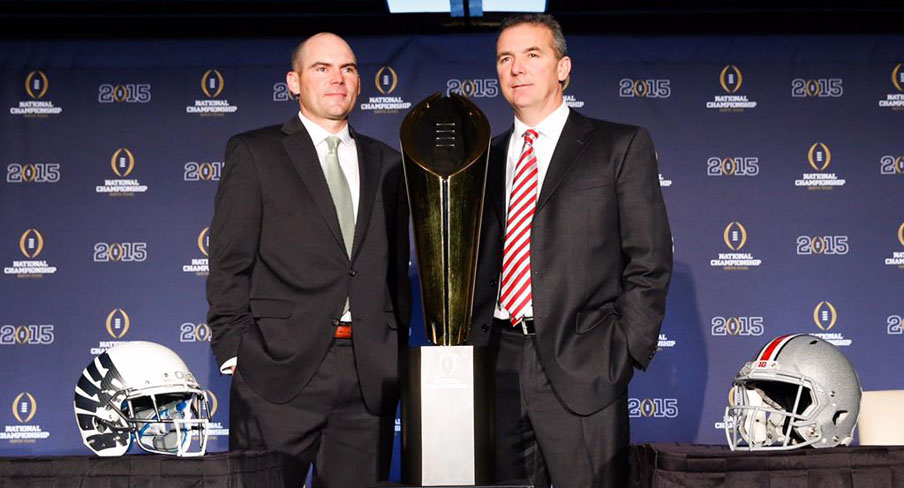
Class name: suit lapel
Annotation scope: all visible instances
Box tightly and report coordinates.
[536,111,594,211]
[487,128,512,230]
[281,117,346,255]
[351,128,379,261]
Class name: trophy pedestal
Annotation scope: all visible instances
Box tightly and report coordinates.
[402,345,493,486]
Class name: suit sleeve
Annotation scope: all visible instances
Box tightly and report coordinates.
[206,135,262,369]
[390,151,412,338]
[614,127,673,370]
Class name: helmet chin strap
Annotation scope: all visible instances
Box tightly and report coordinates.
[740,388,789,447]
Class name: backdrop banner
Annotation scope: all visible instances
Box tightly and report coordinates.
[1,34,902,480]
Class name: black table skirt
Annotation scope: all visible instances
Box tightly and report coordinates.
[630,443,904,488]
[0,450,283,488]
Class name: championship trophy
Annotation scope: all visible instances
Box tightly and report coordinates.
[399,92,493,486]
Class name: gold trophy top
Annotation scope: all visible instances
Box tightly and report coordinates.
[400,93,491,345]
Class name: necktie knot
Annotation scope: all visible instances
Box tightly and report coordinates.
[523,129,538,145]
[326,135,341,154]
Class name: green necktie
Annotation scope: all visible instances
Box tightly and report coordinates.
[325,135,354,315]
[325,135,355,256]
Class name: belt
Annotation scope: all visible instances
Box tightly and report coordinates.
[493,317,536,336]
[333,322,352,339]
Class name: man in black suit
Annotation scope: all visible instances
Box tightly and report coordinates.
[206,33,410,488]
[469,15,673,488]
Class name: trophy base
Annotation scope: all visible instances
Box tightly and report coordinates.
[401,345,493,486]
[379,485,532,488]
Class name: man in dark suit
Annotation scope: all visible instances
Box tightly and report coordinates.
[469,15,673,488]
[206,33,410,488]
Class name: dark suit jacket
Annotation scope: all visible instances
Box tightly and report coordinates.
[470,110,672,416]
[206,115,411,414]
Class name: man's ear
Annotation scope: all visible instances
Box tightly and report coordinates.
[557,56,572,83]
[286,71,300,96]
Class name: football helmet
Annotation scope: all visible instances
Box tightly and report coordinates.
[724,334,861,450]
[73,341,210,457]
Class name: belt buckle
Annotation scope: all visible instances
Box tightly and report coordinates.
[334,322,352,339]
[520,318,535,336]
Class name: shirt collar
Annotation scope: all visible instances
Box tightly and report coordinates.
[512,101,569,143]
[298,111,353,147]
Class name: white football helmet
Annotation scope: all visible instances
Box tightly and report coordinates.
[73,341,210,456]
[724,334,861,450]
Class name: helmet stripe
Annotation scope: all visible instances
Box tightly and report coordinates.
[758,334,798,361]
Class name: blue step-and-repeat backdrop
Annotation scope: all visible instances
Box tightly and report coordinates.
[1,34,903,468]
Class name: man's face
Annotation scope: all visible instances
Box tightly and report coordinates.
[287,34,360,127]
[496,23,570,120]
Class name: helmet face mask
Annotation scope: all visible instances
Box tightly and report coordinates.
[74,341,211,457]
[723,334,861,451]
[725,366,823,450]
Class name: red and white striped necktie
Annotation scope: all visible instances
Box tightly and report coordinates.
[500,129,539,325]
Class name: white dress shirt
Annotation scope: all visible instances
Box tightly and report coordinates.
[219,112,361,374]
[494,101,570,321]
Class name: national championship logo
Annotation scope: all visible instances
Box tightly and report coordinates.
[187,69,238,116]
[710,221,762,270]
[561,75,585,108]
[811,301,851,346]
[96,147,148,196]
[10,70,62,117]
[91,308,133,354]
[795,142,845,189]
[884,222,904,269]
[707,64,757,112]
[183,227,210,276]
[4,229,57,278]
[878,63,904,110]
[1,392,50,444]
[203,390,229,438]
[361,65,411,114]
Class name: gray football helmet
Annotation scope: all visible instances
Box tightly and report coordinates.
[73,341,210,456]
[724,334,861,450]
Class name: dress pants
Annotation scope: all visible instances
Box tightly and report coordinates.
[229,338,394,488]
[491,321,629,488]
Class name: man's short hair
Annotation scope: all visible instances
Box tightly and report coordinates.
[499,14,568,59]
[290,39,306,72]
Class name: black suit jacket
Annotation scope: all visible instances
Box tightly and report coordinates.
[206,116,411,414]
[470,110,672,415]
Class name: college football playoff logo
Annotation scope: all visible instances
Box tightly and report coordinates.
[813,301,838,331]
[11,392,37,423]
[18,229,44,259]
[723,221,748,251]
[720,65,743,94]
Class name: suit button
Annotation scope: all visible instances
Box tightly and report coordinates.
[481,323,490,332]
[348,268,357,277]
[489,279,498,286]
